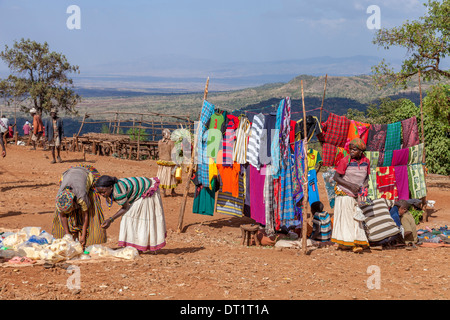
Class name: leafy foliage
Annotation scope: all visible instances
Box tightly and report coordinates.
[371,0,450,89]
[0,38,81,115]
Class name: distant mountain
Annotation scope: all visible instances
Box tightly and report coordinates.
[72,55,401,92]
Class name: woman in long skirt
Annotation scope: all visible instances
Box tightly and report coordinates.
[95,175,166,252]
[52,164,107,248]
[331,138,370,253]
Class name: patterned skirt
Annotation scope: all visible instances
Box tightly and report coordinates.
[52,189,107,246]
[156,160,179,189]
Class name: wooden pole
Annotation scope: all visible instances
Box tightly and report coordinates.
[418,69,429,220]
[320,74,328,124]
[301,80,310,255]
[177,77,209,233]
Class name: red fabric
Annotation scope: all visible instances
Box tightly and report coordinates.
[320,113,350,166]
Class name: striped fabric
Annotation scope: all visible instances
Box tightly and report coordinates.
[112,177,153,206]
[197,100,215,185]
[270,98,285,178]
[233,116,251,164]
[216,173,245,217]
[246,113,265,169]
[383,121,402,166]
[280,97,291,160]
[360,198,400,243]
[279,157,296,228]
[312,211,332,241]
[263,165,276,236]
[222,115,239,166]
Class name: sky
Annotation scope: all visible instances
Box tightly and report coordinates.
[0,0,436,78]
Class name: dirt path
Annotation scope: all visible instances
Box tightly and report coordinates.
[0,145,449,302]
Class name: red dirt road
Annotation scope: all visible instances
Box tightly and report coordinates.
[0,145,449,301]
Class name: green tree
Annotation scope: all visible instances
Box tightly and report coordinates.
[0,38,81,115]
[371,0,450,89]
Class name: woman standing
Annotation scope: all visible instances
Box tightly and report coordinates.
[331,138,370,253]
[156,129,179,197]
[52,164,107,248]
[95,175,166,252]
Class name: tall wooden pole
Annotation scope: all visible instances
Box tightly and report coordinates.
[301,80,310,255]
[418,69,425,161]
[320,74,328,124]
[177,77,209,233]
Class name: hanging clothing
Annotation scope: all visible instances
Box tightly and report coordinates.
[366,124,387,152]
[233,116,251,164]
[259,112,277,165]
[392,148,409,166]
[408,143,424,165]
[383,121,402,166]
[249,165,266,225]
[307,169,320,205]
[345,120,370,150]
[394,165,410,200]
[376,166,398,200]
[222,115,239,166]
[319,113,350,166]
[216,173,245,217]
[216,162,240,198]
[334,147,348,167]
[197,100,215,186]
[295,115,322,142]
[367,167,378,200]
[279,157,297,228]
[307,149,322,171]
[408,163,427,199]
[401,116,420,148]
[206,112,225,160]
[311,211,332,242]
[322,168,336,209]
[365,151,380,169]
[263,164,276,236]
[246,113,265,169]
[270,99,285,178]
[192,172,217,216]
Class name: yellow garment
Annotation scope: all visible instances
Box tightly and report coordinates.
[307,149,322,171]
[209,157,218,189]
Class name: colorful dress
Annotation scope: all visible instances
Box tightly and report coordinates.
[52,165,107,246]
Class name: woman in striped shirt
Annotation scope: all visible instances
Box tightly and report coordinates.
[95,175,166,252]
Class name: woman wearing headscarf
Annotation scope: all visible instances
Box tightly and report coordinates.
[156,128,179,196]
[51,164,107,248]
[331,138,370,253]
[95,175,166,252]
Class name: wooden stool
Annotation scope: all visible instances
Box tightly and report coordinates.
[240,224,260,246]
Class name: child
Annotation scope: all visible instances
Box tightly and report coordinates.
[310,201,332,242]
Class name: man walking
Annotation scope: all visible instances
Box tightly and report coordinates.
[45,108,64,163]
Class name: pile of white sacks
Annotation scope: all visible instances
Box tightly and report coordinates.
[0,227,139,262]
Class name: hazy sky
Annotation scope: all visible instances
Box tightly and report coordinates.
[0,0,432,73]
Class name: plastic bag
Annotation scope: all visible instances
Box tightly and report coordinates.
[20,227,41,238]
[2,232,28,250]
[111,247,139,260]
[85,244,114,257]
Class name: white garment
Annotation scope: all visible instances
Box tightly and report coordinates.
[331,196,369,246]
[233,117,251,164]
[0,118,9,133]
[118,189,166,252]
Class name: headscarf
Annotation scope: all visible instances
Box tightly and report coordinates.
[56,188,75,214]
[95,175,118,188]
[349,138,366,151]
[162,129,171,141]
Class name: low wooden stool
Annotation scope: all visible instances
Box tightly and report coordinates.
[240,224,260,246]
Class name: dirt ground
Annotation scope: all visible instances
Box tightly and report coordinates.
[0,144,449,302]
